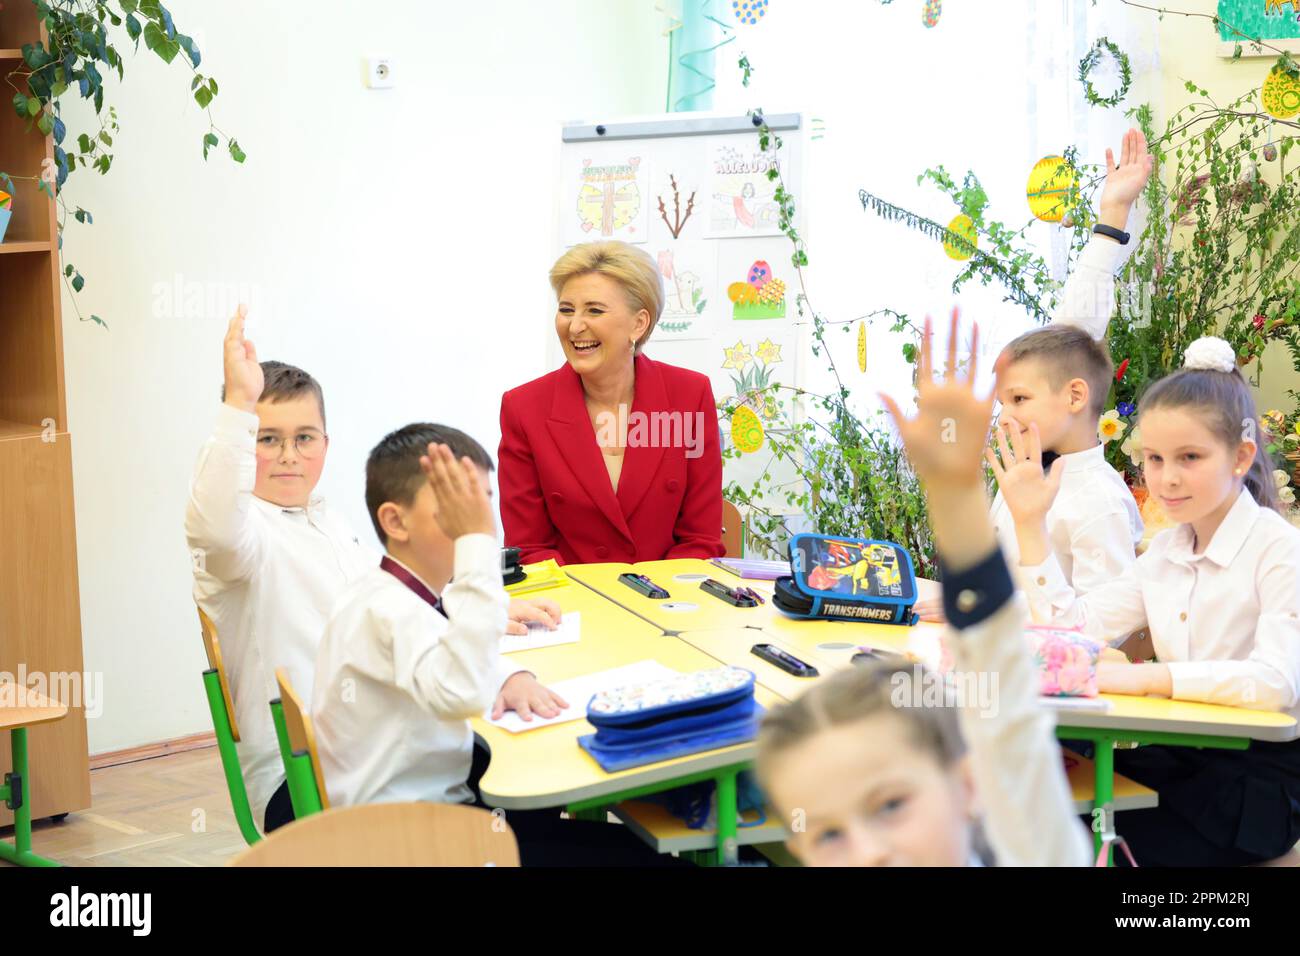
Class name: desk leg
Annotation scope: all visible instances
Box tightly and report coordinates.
[714,769,739,867]
[1093,735,1114,863]
[0,728,61,867]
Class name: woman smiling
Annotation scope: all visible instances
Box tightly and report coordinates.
[498,241,724,565]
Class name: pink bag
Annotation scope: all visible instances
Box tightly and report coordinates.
[1026,625,1103,697]
[1096,835,1138,867]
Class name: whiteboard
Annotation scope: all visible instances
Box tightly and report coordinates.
[554,113,808,512]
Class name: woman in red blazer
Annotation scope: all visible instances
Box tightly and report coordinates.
[499,241,724,565]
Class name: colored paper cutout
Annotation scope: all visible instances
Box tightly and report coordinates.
[943,213,977,260]
[732,0,770,25]
[923,0,942,28]
[1026,155,1075,223]
[731,404,766,453]
[1263,65,1300,120]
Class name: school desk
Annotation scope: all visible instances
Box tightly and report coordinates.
[674,628,1158,817]
[471,579,782,865]
[0,687,67,867]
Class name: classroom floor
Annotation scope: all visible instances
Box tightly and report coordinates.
[1,747,247,867]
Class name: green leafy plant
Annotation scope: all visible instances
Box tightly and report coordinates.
[2,0,243,326]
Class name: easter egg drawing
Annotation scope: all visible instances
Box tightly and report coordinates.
[923,0,942,28]
[943,213,977,260]
[1026,155,1075,223]
[731,405,766,454]
[732,0,769,26]
[747,260,772,288]
[1262,66,1300,121]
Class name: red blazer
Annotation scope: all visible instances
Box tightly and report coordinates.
[499,353,724,565]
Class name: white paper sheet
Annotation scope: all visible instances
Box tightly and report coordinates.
[500,612,582,655]
[485,660,678,734]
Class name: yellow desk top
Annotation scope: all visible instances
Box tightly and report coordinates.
[676,626,1298,742]
[474,580,783,810]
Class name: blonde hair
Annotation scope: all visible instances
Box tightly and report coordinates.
[549,241,664,352]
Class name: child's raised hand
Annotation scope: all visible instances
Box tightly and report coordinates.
[985,416,1065,524]
[879,308,994,493]
[419,443,496,541]
[222,305,264,412]
[1099,127,1153,224]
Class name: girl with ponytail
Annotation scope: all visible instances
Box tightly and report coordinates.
[990,335,1300,866]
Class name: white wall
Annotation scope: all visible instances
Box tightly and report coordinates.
[60,0,668,753]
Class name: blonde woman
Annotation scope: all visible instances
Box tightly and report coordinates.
[498,241,724,564]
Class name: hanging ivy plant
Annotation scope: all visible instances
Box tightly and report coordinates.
[2,0,243,326]
[1078,36,1132,109]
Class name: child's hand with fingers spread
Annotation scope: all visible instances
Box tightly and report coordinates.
[506,596,562,635]
[879,308,999,571]
[985,416,1066,525]
[419,443,496,540]
[879,308,994,493]
[492,672,569,721]
[913,597,947,624]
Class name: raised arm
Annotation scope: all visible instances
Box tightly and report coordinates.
[184,306,266,584]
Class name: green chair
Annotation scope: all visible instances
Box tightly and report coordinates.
[271,667,330,819]
[197,607,261,845]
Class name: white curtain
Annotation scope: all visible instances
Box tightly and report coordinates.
[707,0,1160,421]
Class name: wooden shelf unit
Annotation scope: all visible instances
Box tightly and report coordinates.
[0,2,91,829]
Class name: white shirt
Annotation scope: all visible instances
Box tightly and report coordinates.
[991,237,1143,596]
[949,597,1093,866]
[1021,488,1300,719]
[185,404,375,825]
[313,539,512,808]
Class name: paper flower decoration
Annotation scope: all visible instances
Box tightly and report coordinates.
[1274,469,1291,490]
[1115,358,1129,382]
[1117,401,1136,417]
[922,0,942,28]
[730,261,786,319]
[857,321,867,373]
[732,0,769,25]
[1262,66,1300,121]
[942,213,977,260]
[1283,487,1297,506]
[1098,409,1123,444]
[1026,155,1075,223]
[731,404,765,453]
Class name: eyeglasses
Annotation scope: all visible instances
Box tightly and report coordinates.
[255,433,328,460]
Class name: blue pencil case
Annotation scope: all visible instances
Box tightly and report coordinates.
[577,667,764,773]
[773,533,919,625]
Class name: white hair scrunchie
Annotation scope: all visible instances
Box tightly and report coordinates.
[1182,336,1237,373]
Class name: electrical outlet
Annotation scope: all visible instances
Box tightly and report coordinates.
[364,57,394,90]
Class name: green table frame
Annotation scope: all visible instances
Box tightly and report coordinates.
[566,761,748,866]
[1057,726,1249,864]
[0,727,61,867]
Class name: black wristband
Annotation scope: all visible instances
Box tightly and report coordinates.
[1093,223,1130,246]
[937,547,1016,631]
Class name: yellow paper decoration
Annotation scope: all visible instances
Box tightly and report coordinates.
[1026,155,1075,223]
[731,405,765,454]
[857,322,867,373]
[943,213,977,260]
[728,281,758,304]
[1262,66,1300,121]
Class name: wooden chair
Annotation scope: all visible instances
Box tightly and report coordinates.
[229,801,520,867]
[721,499,744,558]
[196,607,262,845]
[272,667,330,818]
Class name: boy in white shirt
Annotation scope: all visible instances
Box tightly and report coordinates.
[915,129,1154,622]
[313,425,565,809]
[186,309,375,833]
